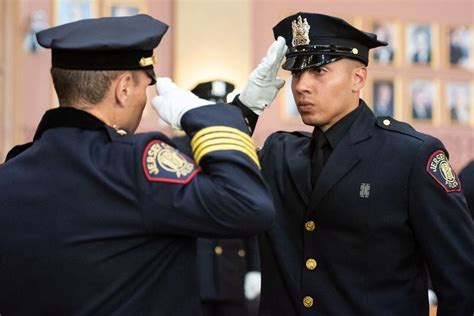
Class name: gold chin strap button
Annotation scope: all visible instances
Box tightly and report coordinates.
[303,296,314,308]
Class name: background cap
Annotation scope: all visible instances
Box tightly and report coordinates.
[191,80,235,103]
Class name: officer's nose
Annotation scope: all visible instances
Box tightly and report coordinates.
[292,71,313,96]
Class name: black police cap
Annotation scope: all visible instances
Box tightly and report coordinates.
[191,80,235,103]
[36,14,169,84]
[273,12,387,71]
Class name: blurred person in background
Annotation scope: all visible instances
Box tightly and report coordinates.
[172,80,262,316]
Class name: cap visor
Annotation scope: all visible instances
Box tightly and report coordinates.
[282,54,342,71]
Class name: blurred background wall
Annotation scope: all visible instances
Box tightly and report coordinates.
[1,0,472,171]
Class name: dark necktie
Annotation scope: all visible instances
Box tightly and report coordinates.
[311,132,330,187]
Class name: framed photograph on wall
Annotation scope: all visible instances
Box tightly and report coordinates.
[54,0,97,26]
[370,21,399,65]
[104,0,147,17]
[448,25,473,70]
[445,81,472,124]
[372,79,395,117]
[405,23,434,66]
[410,79,435,121]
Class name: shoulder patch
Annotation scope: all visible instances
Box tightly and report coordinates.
[142,140,200,184]
[426,150,461,192]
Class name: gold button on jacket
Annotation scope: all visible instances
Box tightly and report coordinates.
[306,258,317,270]
[214,245,223,255]
[303,296,314,308]
[305,220,315,231]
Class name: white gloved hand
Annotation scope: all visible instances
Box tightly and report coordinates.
[152,77,213,129]
[244,271,261,300]
[239,36,288,115]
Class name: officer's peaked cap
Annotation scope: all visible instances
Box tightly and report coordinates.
[273,12,387,71]
[36,14,168,84]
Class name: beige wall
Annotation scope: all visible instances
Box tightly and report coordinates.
[173,0,251,90]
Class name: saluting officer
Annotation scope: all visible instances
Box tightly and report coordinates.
[234,12,473,316]
[0,15,274,315]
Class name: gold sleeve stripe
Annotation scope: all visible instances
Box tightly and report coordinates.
[191,126,253,148]
[191,126,260,167]
[194,144,260,167]
[194,139,259,165]
[193,133,256,157]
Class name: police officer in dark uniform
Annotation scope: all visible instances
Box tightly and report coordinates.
[0,15,275,315]
[234,12,474,316]
[173,80,262,316]
[460,160,474,218]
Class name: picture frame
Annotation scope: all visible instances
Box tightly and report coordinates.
[445,81,472,124]
[447,25,473,70]
[369,21,400,66]
[54,0,97,26]
[104,0,147,17]
[405,23,435,67]
[409,79,436,122]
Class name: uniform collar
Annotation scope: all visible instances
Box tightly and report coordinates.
[311,101,363,153]
[33,107,106,141]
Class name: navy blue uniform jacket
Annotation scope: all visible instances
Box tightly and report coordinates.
[256,102,473,316]
[0,105,274,315]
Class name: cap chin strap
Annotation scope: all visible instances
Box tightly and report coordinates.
[288,44,357,56]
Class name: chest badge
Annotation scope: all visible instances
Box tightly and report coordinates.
[359,183,371,198]
[143,140,199,183]
[426,150,461,192]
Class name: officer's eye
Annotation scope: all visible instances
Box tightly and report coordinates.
[309,67,325,75]
[291,70,302,77]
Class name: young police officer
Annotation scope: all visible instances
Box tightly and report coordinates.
[0,15,275,315]
[236,12,473,316]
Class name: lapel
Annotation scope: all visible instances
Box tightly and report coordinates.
[308,102,376,210]
[286,134,312,206]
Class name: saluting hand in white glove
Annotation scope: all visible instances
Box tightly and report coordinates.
[151,77,213,129]
[239,36,288,115]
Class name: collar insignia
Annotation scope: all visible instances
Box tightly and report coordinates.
[292,15,311,47]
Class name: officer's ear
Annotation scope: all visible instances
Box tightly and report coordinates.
[114,71,134,106]
[351,63,367,92]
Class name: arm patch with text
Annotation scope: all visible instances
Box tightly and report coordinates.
[426,150,461,192]
[142,140,200,184]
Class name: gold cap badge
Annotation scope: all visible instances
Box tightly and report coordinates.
[292,15,311,47]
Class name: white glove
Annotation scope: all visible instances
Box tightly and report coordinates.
[244,271,261,300]
[239,36,288,115]
[152,77,213,129]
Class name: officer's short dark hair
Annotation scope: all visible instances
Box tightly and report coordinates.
[51,68,140,107]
